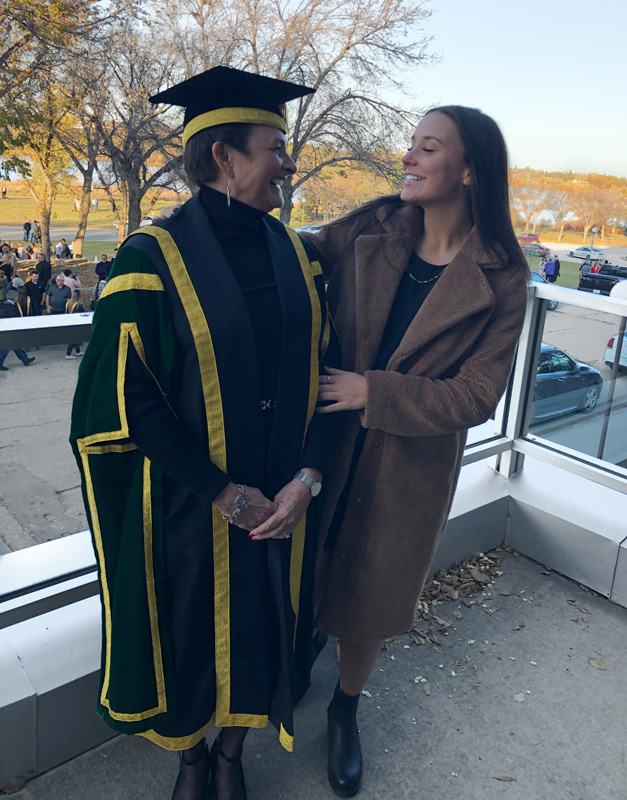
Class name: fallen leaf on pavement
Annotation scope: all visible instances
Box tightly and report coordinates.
[589,658,606,671]
[567,600,590,614]
[499,590,513,596]
[3,777,27,794]
[453,609,463,620]
[512,622,525,631]
[492,775,515,782]
[423,682,431,696]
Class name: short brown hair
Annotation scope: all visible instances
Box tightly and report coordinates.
[184,124,253,189]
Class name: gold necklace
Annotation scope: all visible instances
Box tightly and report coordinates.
[406,264,448,284]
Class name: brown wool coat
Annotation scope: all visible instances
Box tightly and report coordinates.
[304,202,529,642]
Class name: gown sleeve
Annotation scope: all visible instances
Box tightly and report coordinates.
[299,313,347,476]
[124,343,231,503]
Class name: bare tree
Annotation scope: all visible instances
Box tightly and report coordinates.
[92,28,184,238]
[546,187,574,242]
[8,83,73,259]
[509,175,550,233]
[0,0,137,167]
[570,189,619,242]
[152,0,434,222]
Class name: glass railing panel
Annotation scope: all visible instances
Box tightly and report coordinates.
[525,299,627,469]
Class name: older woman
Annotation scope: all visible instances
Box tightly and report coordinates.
[303,106,529,796]
[71,67,338,800]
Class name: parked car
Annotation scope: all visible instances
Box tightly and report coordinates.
[517,233,540,243]
[604,332,627,371]
[518,234,549,258]
[578,263,627,295]
[568,246,604,260]
[139,214,157,227]
[530,243,550,258]
[529,271,558,310]
[296,223,321,233]
[531,344,602,422]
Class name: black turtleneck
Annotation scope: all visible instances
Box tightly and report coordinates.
[199,185,282,404]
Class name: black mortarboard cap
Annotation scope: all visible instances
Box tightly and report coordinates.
[149,66,314,148]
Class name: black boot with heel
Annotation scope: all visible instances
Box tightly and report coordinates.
[171,739,210,800]
[327,681,363,797]
[208,732,248,800]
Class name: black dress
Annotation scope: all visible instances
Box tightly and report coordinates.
[325,252,447,550]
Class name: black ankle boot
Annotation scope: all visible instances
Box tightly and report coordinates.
[171,739,210,800]
[208,733,248,800]
[327,682,363,797]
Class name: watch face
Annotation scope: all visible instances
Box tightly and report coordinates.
[311,482,322,497]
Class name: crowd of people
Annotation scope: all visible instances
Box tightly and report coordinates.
[0,244,114,370]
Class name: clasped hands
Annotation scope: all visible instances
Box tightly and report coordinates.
[214,473,318,541]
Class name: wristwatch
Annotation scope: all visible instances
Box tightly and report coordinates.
[294,471,322,497]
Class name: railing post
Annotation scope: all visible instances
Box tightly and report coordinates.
[493,290,546,478]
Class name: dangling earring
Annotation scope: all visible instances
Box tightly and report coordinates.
[226,178,231,208]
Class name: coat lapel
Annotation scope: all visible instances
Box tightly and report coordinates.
[354,233,410,373]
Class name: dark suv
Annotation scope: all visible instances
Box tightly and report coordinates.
[578,263,627,295]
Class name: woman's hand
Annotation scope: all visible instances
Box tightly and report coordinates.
[317,366,367,412]
[213,482,277,532]
[248,479,312,541]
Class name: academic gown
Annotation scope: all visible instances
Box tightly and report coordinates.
[70,190,338,752]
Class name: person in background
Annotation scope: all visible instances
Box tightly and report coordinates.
[23,219,32,242]
[0,290,36,370]
[63,268,81,292]
[1,254,13,284]
[1,186,6,199]
[16,242,28,260]
[553,254,561,282]
[538,256,547,276]
[12,278,30,316]
[0,271,7,302]
[32,221,42,245]
[95,253,111,280]
[91,276,107,310]
[45,273,72,314]
[65,290,85,359]
[55,239,66,258]
[1,244,18,278]
[35,252,52,288]
[543,257,557,283]
[25,270,45,315]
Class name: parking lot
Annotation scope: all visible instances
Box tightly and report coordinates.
[532,300,627,466]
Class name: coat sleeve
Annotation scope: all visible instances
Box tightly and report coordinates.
[299,215,366,279]
[361,269,528,438]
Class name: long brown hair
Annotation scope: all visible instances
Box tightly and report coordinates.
[337,106,526,270]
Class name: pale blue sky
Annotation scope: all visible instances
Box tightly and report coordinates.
[407,0,626,177]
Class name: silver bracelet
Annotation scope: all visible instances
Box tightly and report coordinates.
[220,484,250,524]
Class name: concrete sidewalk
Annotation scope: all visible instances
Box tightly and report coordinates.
[8,551,627,800]
[0,344,86,554]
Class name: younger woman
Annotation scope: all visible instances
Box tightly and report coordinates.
[304,106,529,797]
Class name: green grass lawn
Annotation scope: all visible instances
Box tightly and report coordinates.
[518,229,627,247]
[0,195,117,227]
[527,255,580,289]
